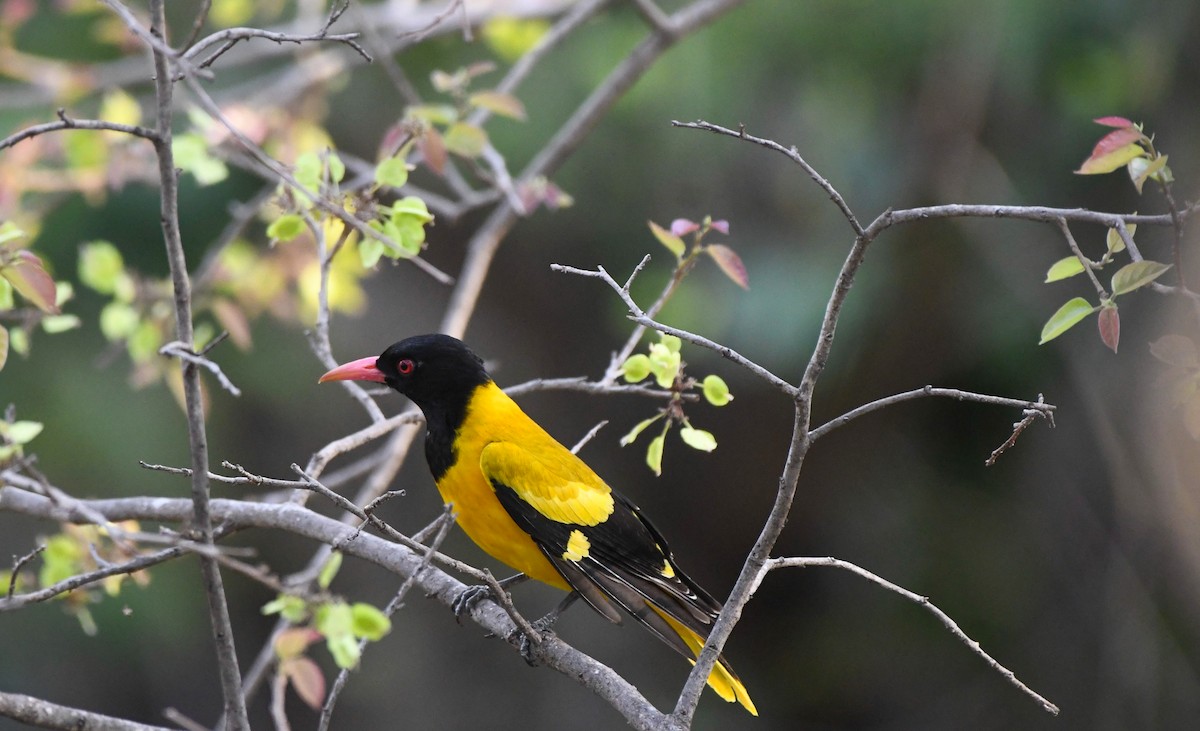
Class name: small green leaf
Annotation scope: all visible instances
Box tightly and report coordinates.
[327,633,360,669]
[41,314,81,334]
[646,432,665,476]
[0,221,25,246]
[1106,224,1133,255]
[8,420,43,445]
[648,220,685,258]
[0,325,8,371]
[620,354,651,383]
[0,277,13,310]
[679,426,717,452]
[659,334,681,353]
[1039,297,1096,344]
[9,328,28,357]
[358,238,384,269]
[702,374,733,406]
[317,552,342,590]
[647,343,681,389]
[78,241,125,295]
[350,603,391,641]
[99,302,139,341]
[374,156,410,189]
[262,594,309,624]
[1129,154,1167,194]
[390,196,434,223]
[1111,260,1171,296]
[326,152,346,184]
[1076,141,1145,175]
[443,122,488,158]
[293,152,323,194]
[620,414,662,446]
[1045,256,1086,282]
[172,133,228,185]
[267,214,306,242]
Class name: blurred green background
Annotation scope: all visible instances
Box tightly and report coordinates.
[3,0,1200,729]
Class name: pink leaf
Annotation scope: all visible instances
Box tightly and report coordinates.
[1075,142,1144,175]
[2,250,59,314]
[282,657,326,709]
[417,127,447,176]
[1089,127,1144,160]
[1098,304,1119,354]
[705,243,749,289]
[669,218,699,237]
[709,219,730,235]
[1094,116,1135,129]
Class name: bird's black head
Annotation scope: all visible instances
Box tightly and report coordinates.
[320,333,491,415]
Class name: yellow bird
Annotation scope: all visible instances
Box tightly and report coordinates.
[320,333,756,715]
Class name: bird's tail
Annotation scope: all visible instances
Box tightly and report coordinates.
[651,605,758,716]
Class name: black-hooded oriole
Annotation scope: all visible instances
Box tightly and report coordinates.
[320,333,756,714]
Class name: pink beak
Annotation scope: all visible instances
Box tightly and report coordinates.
[318,356,387,384]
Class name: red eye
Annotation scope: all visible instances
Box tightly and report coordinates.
[396,358,415,375]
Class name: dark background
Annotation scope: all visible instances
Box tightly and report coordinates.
[2,1,1199,729]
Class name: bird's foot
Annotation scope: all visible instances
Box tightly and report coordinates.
[451,572,527,624]
[509,592,580,666]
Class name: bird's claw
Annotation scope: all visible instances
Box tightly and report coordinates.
[509,614,557,666]
[451,583,494,624]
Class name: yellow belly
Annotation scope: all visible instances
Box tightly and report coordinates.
[437,461,569,590]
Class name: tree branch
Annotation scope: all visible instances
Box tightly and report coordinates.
[0,691,173,731]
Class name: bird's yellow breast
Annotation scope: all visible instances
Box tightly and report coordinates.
[435,382,575,589]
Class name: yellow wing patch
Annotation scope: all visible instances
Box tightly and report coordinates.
[562,530,591,562]
[661,560,676,579]
[480,440,615,526]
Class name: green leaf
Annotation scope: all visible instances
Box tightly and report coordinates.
[1045,256,1086,282]
[0,221,26,246]
[646,432,665,476]
[1106,225,1133,255]
[0,277,12,310]
[0,325,8,371]
[620,354,651,383]
[443,122,488,158]
[127,321,162,363]
[1128,154,1167,194]
[1039,297,1096,344]
[7,420,43,445]
[482,16,549,61]
[9,328,28,357]
[620,414,662,446]
[648,220,685,259]
[293,152,323,194]
[317,552,342,590]
[41,314,81,334]
[702,374,733,406]
[99,302,139,340]
[267,214,306,242]
[1076,141,1145,175]
[3,250,59,314]
[326,152,346,184]
[262,594,309,624]
[374,156,410,189]
[1111,260,1172,296]
[679,426,717,452]
[647,343,680,388]
[326,633,360,670]
[172,133,228,185]
[358,238,384,269]
[659,333,681,353]
[390,196,434,223]
[350,603,391,641]
[78,241,125,295]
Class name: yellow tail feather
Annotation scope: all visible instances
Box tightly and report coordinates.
[651,607,758,716]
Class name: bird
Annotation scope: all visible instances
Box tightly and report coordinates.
[319,333,756,715]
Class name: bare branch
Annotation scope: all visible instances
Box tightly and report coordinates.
[1055,218,1109,298]
[0,110,158,152]
[761,556,1060,715]
[7,543,44,599]
[159,340,242,397]
[986,395,1056,466]
[810,386,1057,443]
[0,691,173,731]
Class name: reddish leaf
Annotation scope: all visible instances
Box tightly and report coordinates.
[2,250,59,314]
[1094,116,1135,128]
[669,218,699,237]
[709,219,730,234]
[706,243,749,289]
[274,627,320,660]
[468,90,526,121]
[1097,304,1119,353]
[417,127,447,176]
[1089,127,1143,160]
[282,657,326,709]
[210,298,252,350]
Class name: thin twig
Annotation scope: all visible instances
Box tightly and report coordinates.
[986,396,1055,466]
[0,111,158,151]
[1055,218,1108,298]
[7,544,44,599]
[159,341,242,397]
[760,556,1060,715]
